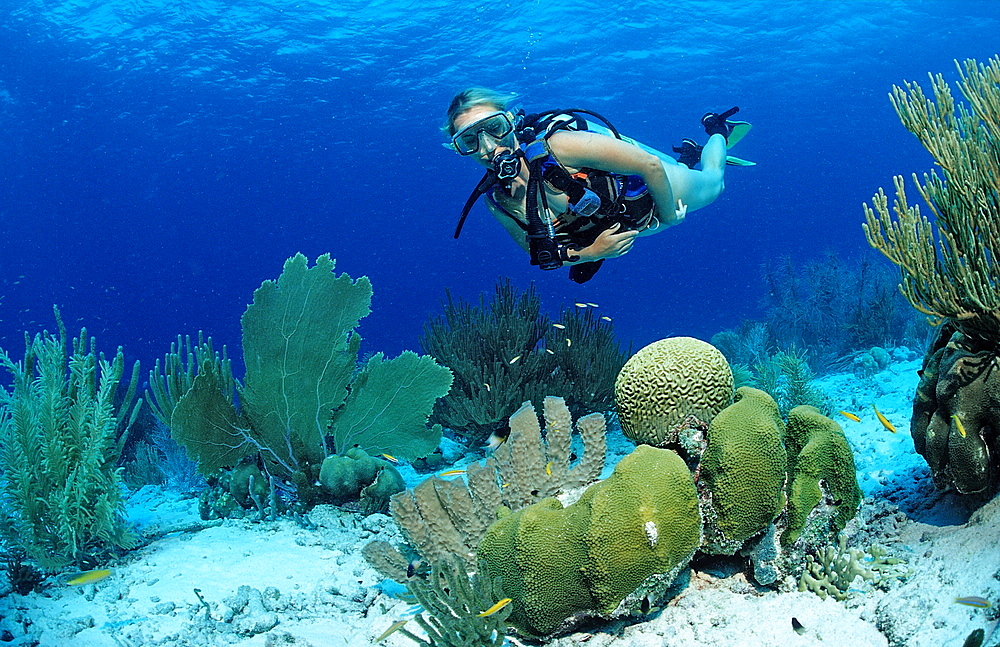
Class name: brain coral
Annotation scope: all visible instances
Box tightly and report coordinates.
[615,337,733,447]
[477,445,700,636]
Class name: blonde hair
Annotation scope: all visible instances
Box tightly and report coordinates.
[443,87,517,135]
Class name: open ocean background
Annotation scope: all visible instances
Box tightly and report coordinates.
[1,0,999,373]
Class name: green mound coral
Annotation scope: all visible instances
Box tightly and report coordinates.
[477,445,700,636]
[165,253,452,510]
[783,405,862,545]
[698,387,787,554]
[319,447,403,515]
[615,337,734,447]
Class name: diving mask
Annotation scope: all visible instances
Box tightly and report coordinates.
[451,111,515,156]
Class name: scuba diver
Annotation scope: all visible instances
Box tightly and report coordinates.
[445,87,753,283]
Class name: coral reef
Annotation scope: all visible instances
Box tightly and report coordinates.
[615,337,733,447]
[147,332,235,427]
[750,347,832,418]
[388,396,606,569]
[783,405,863,545]
[381,343,863,641]
[319,448,404,515]
[760,253,918,363]
[165,254,452,510]
[912,324,999,493]
[797,534,912,601]
[421,280,626,446]
[863,57,1000,494]
[398,556,511,647]
[698,387,787,554]
[477,445,700,636]
[0,317,140,569]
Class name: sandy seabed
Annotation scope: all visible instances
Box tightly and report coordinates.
[2,356,998,647]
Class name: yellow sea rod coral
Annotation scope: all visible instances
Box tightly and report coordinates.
[615,337,734,446]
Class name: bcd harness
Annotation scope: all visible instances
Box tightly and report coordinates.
[453,108,656,284]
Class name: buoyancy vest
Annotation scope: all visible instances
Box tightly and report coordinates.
[455,108,660,283]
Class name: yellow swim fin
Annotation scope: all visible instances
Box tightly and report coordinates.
[725,155,756,166]
[726,120,752,148]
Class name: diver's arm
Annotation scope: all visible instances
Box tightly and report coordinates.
[547,131,683,226]
[565,224,637,263]
[485,201,634,262]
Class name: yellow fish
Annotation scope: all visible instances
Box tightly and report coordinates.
[483,382,491,392]
[839,410,861,423]
[439,469,466,477]
[952,414,967,438]
[872,405,896,433]
[374,619,408,642]
[586,302,598,307]
[67,568,112,585]
[509,355,521,364]
[552,323,566,329]
[574,302,588,308]
[545,461,553,476]
[379,453,399,464]
[545,349,555,355]
[477,598,512,617]
[566,338,572,347]
[600,316,612,322]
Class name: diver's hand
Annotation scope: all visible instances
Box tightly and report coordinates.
[584,222,638,260]
[662,199,687,227]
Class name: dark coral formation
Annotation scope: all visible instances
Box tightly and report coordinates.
[421,280,627,446]
[912,324,999,494]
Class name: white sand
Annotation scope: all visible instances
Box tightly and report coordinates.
[2,353,998,647]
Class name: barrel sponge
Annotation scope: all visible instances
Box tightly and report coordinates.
[700,387,787,552]
[581,445,701,612]
[615,337,733,447]
[476,498,594,636]
[477,446,700,636]
[783,405,862,545]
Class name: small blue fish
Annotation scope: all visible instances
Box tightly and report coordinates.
[955,596,992,609]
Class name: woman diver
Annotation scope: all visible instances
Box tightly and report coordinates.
[444,87,750,283]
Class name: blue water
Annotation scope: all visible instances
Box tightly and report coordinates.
[1,1,998,370]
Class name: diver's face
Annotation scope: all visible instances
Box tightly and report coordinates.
[453,106,512,167]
